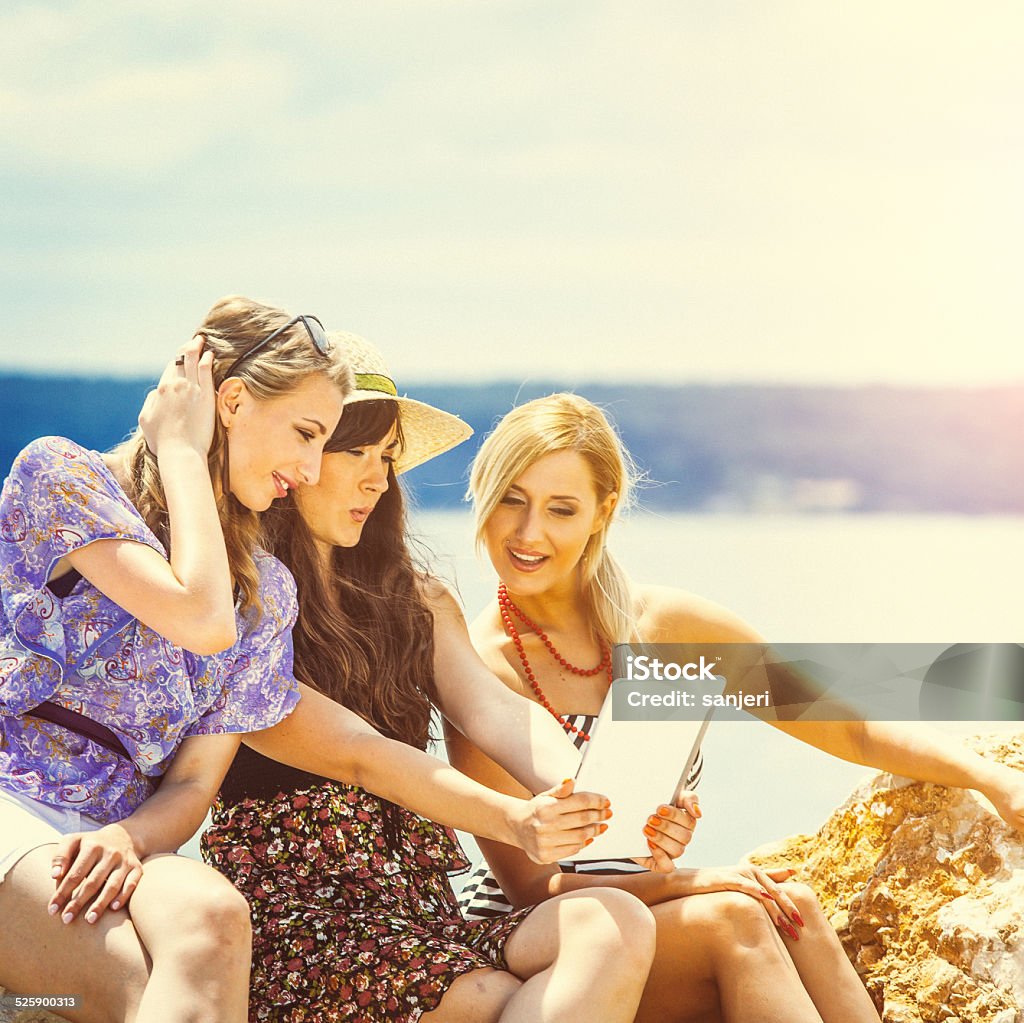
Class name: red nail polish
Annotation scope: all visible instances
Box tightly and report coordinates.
[792,911,805,928]
[786,923,799,940]
[760,889,772,898]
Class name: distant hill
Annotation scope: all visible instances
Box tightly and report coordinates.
[1,374,1021,513]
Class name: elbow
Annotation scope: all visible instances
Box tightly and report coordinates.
[177,613,238,656]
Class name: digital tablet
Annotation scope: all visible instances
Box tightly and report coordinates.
[567,678,722,861]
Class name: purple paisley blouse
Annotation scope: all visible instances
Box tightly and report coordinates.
[0,437,300,824]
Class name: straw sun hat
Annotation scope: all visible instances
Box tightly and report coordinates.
[328,330,473,474]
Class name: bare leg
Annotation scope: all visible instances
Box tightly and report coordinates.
[636,891,826,1023]
[776,884,880,1023]
[502,889,655,1022]
[425,889,656,1023]
[0,845,149,1023]
[421,969,523,1023]
[124,854,252,1023]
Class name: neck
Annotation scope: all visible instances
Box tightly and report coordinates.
[500,576,591,637]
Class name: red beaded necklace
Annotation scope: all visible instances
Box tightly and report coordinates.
[497,583,612,743]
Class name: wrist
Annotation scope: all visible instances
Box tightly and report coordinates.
[155,440,210,468]
[109,820,146,860]
[975,759,1017,800]
[665,867,696,898]
[496,794,527,848]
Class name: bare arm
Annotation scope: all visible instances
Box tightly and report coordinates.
[244,684,608,863]
[645,585,1024,832]
[773,718,1024,831]
[49,732,242,923]
[425,582,580,793]
[60,338,235,654]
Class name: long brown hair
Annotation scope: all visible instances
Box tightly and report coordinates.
[262,400,437,748]
[111,295,353,616]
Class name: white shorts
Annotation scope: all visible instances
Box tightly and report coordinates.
[0,787,105,885]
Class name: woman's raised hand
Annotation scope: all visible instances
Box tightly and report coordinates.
[633,790,701,872]
[48,823,144,925]
[139,334,217,458]
[506,778,613,864]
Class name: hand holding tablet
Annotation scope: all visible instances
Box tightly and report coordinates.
[569,677,724,861]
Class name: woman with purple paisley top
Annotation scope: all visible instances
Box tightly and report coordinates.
[0,296,351,1023]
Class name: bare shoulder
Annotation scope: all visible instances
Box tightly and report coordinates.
[633,582,762,643]
[415,574,462,617]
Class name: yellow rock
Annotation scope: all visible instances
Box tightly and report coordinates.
[747,733,1024,1023]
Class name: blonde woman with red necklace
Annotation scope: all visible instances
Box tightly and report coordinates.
[451,391,1024,1022]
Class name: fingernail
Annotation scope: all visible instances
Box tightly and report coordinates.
[603,809,613,820]
[48,903,58,916]
[562,778,573,785]
[657,806,672,817]
[760,889,772,898]
[646,839,656,850]
[86,912,97,924]
[111,901,120,911]
[51,865,61,878]
[598,823,609,834]
[786,923,799,940]
[647,815,661,828]
[584,837,594,846]
[62,912,74,925]
[602,798,612,809]
[793,911,805,928]
[643,825,657,838]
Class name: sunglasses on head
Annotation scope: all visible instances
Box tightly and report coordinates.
[223,314,332,380]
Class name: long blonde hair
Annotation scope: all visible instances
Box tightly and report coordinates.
[469,392,639,643]
[112,295,353,616]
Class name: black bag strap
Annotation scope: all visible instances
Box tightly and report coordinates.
[26,701,132,761]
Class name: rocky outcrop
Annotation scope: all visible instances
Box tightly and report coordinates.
[747,733,1024,1023]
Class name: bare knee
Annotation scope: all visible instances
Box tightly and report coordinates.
[565,889,657,971]
[783,881,825,921]
[163,878,251,966]
[685,890,778,949]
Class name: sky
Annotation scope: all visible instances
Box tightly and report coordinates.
[2,1,1022,386]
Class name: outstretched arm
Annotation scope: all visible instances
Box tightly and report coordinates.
[644,585,1024,833]
[774,718,1024,831]
[424,582,580,793]
[243,684,608,863]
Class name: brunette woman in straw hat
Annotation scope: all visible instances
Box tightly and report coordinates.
[202,336,659,1023]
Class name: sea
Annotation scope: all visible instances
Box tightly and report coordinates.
[184,511,1022,873]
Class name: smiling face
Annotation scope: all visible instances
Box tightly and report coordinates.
[218,372,346,512]
[292,421,399,558]
[482,449,617,599]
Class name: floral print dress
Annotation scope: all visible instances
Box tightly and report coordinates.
[203,743,534,1022]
